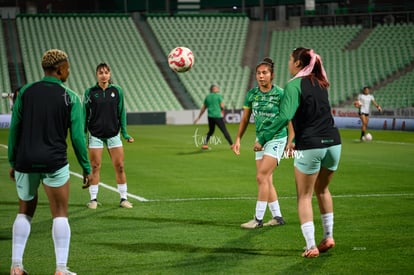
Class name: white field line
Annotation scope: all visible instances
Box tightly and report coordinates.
[69,171,149,202]
[145,193,414,202]
[353,139,414,145]
[72,169,414,202]
[372,140,414,145]
[3,144,413,203]
[1,143,150,202]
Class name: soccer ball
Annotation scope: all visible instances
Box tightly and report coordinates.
[363,133,373,141]
[168,46,194,73]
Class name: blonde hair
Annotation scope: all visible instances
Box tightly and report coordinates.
[41,49,68,70]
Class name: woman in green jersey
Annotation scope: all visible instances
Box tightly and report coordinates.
[261,48,341,258]
[232,57,290,229]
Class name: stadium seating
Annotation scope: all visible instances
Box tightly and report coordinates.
[374,70,414,108]
[269,23,414,107]
[16,15,183,112]
[270,25,363,106]
[147,15,251,108]
[0,17,12,113]
[1,15,413,114]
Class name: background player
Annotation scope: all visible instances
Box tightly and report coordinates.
[84,63,134,209]
[355,86,382,140]
[194,84,233,150]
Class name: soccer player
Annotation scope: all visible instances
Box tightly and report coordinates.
[356,86,382,141]
[194,84,233,149]
[232,57,289,229]
[83,63,134,209]
[8,49,92,275]
[261,47,342,257]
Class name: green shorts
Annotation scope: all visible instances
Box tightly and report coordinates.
[255,137,287,163]
[294,144,342,174]
[88,133,122,149]
[15,164,70,201]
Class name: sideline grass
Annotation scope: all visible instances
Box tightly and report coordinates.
[0,125,413,274]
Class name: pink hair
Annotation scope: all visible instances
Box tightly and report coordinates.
[292,49,328,84]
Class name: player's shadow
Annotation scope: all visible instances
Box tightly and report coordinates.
[176,149,212,155]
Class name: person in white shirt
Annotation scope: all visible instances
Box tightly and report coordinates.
[356,86,382,140]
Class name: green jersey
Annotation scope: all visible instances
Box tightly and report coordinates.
[244,85,287,143]
[84,83,131,139]
[204,92,223,118]
[8,76,91,174]
[259,77,341,149]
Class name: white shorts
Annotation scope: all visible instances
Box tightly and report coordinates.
[255,137,287,163]
[88,133,123,149]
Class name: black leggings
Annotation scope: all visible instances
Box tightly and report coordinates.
[205,117,233,145]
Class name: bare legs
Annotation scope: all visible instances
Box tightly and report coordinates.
[88,146,131,207]
[295,166,335,255]
[256,155,278,204]
[360,114,369,140]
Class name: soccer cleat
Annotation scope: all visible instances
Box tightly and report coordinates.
[263,216,286,226]
[318,237,335,253]
[240,216,263,229]
[55,267,77,275]
[120,199,133,208]
[302,246,319,258]
[201,145,209,150]
[10,265,27,275]
[87,199,98,209]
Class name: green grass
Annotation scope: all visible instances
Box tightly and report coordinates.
[0,125,413,274]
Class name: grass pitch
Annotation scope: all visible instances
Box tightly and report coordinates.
[0,125,413,274]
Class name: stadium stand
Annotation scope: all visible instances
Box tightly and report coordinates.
[1,13,413,114]
[0,17,12,113]
[269,23,414,107]
[374,70,414,108]
[16,14,183,112]
[147,15,251,109]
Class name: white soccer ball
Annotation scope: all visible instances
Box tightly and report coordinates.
[364,133,373,141]
[168,46,194,73]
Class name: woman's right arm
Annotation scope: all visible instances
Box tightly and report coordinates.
[232,107,252,155]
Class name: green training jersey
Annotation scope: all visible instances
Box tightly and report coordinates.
[244,85,287,142]
[84,83,131,140]
[258,77,341,149]
[204,92,223,118]
[8,76,91,174]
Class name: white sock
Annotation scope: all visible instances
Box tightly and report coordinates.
[52,217,70,269]
[255,201,267,220]
[321,213,334,239]
[118,183,128,200]
[301,221,316,249]
[268,200,282,217]
[89,184,99,200]
[12,214,32,265]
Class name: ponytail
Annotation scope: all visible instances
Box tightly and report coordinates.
[291,48,329,89]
